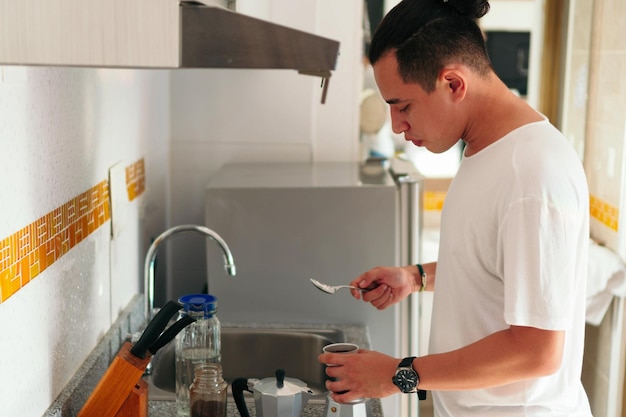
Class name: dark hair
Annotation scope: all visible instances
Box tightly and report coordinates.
[369,0,492,92]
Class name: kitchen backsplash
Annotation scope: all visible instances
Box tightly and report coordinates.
[126,159,146,202]
[0,159,145,304]
[583,0,626,257]
[590,194,619,232]
[0,66,168,417]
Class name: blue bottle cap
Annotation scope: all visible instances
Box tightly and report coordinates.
[178,293,218,317]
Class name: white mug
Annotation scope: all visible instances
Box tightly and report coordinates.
[323,343,359,359]
[323,342,362,399]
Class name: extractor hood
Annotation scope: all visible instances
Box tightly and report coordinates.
[0,0,340,101]
[180,2,339,71]
[179,1,340,102]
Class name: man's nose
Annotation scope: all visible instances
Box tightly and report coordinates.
[390,113,408,134]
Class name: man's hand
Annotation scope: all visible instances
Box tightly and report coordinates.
[350,265,420,309]
[319,349,401,402]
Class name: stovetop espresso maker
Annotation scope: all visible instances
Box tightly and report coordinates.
[323,395,372,417]
[321,343,372,417]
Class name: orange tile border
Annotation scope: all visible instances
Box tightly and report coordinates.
[126,159,145,202]
[590,194,619,232]
[0,180,110,302]
[0,158,146,303]
[424,191,447,211]
[425,192,614,233]
[7,162,616,300]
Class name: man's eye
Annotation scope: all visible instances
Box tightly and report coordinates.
[399,105,409,113]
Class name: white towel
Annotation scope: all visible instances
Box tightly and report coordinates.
[586,240,626,326]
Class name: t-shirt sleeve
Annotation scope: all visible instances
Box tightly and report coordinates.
[499,198,579,330]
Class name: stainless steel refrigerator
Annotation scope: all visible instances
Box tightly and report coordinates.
[202,158,424,416]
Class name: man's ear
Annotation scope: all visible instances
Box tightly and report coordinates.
[440,68,466,101]
[449,78,462,92]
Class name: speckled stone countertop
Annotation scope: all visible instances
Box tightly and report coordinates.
[149,397,383,417]
[44,296,384,417]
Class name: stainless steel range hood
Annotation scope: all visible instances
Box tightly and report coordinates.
[180,2,339,71]
[180,2,340,102]
[0,0,340,101]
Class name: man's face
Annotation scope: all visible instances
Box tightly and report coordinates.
[373,52,461,154]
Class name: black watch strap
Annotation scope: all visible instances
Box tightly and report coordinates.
[398,357,428,401]
[399,356,416,367]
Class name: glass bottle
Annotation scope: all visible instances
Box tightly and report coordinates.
[175,294,221,417]
[189,363,228,417]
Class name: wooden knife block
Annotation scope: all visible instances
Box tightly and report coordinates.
[77,342,151,417]
[115,378,148,417]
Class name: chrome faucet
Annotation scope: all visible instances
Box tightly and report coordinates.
[144,224,236,322]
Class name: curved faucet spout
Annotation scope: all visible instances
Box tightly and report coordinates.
[144,224,236,322]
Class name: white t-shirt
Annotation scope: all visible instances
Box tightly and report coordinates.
[430,119,592,416]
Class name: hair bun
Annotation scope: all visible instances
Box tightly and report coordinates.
[446,0,490,19]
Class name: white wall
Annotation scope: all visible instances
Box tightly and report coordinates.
[480,0,542,110]
[0,66,169,417]
[580,2,626,411]
[166,0,364,301]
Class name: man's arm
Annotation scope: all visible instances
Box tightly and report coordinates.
[415,325,564,390]
[322,325,564,402]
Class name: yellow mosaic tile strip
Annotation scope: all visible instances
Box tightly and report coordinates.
[0,158,146,303]
[126,159,145,202]
[424,191,447,211]
[590,194,619,231]
[425,193,615,233]
[0,182,110,302]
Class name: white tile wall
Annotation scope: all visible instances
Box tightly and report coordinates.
[584,0,626,257]
[567,0,626,416]
[0,66,169,417]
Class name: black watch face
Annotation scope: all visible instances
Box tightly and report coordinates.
[394,369,418,392]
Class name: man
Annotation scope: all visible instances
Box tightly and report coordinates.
[318,0,592,415]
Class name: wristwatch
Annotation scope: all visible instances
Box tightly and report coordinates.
[392,356,427,400]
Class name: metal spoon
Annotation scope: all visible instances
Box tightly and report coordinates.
[310,278,373,294]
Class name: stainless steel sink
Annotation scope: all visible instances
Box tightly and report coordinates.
[146,326,345,401]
